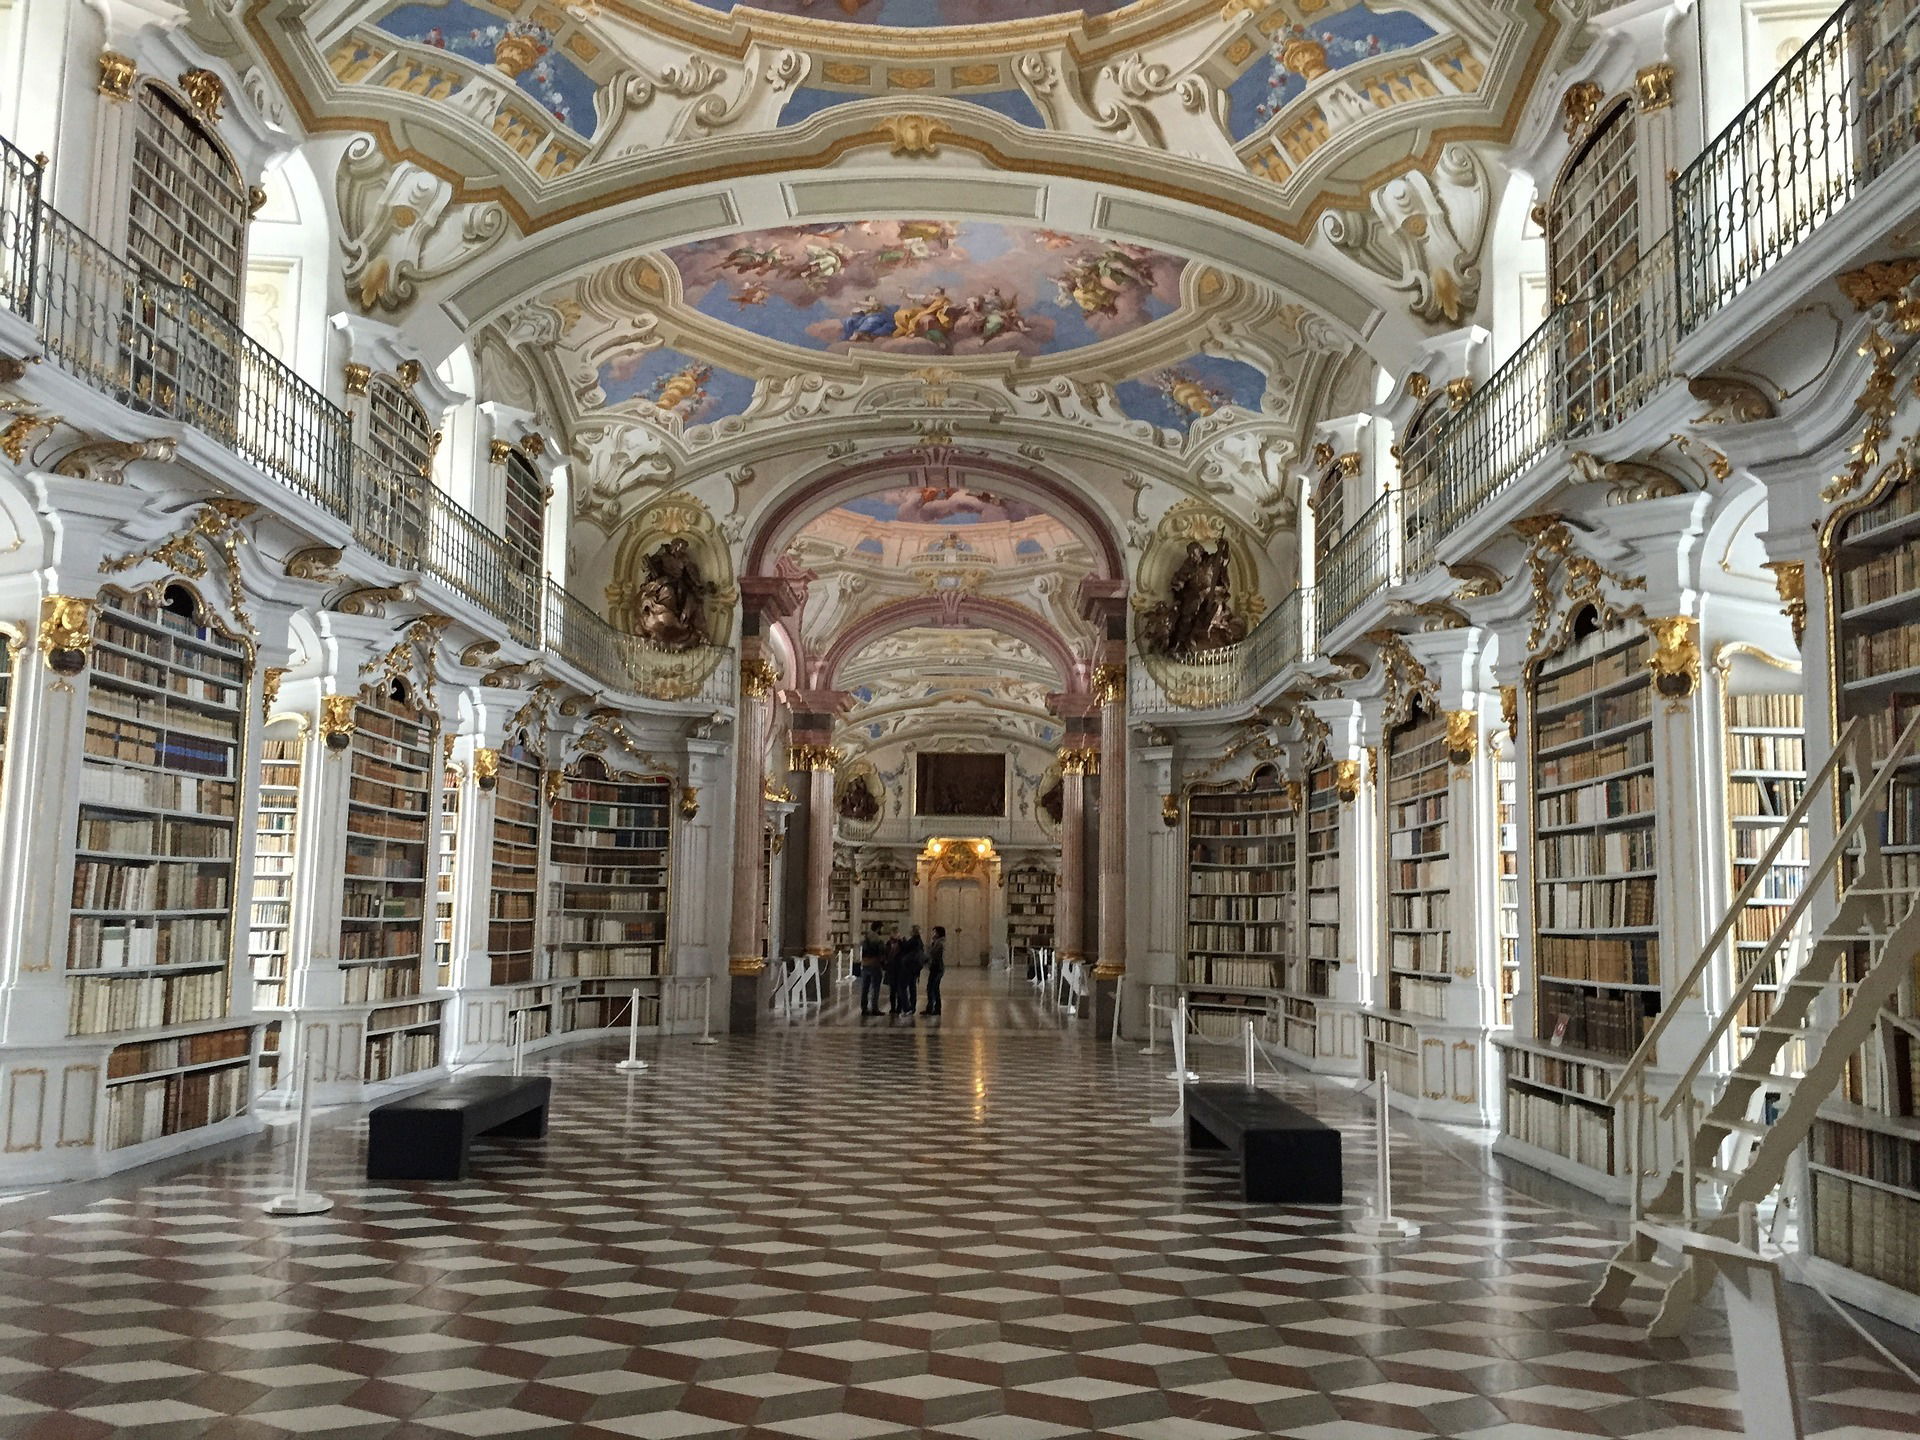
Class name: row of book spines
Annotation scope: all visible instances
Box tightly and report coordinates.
[1838,541,1920,612]
[107,1025,252,1078]
[1188,897,1292,921]
[1387,896,1447,930]
[553,955,665,979]
[1188,817,1295,838]
[1537,877,1657,928]
[1536,827,1656,875]
[83,720,233,778]
[552,804,669,827]
[1537,731,1651,789]
[1179,957,1281,988]
[1842,474,1920,537]
[1534,638,1649,708]
[368,1000,443,1031]
[1503,1046,1615,1097]
[1188,924,1290,951]
[68,969,226,1035]
[96,603,246,659]
[79,762,239,822]
[1728,734,1806,772]
[1188,843,1290,866]
[1504,1087,1616,1173]
[349,778,430,813]
[1809,1170,1920,1295]
[363,1030,440,1083]
[93,630,243,688]
[73,864,229,911]
[340,928,421,961]
[549,832,668,854]
[1189,793,1294,815]
[1842,621,1920,684]
[557,783,671,806]
[343,858,427,880]
[1388,934,1449,968]
[1536,985,1658,1057]
[1814,1120,1920,1193]
[1391,975,1450,1019]
[88,684,238,739]
[354,702,434,746]
[69,916,228,970]
[342,961,426,1005]
[104,1065,250,1149]
[1535,774,1656,827]
[1188,870,1290,895]
[1387,795,1445,827]
[347,807,432,843]
[1536,687,1651,748]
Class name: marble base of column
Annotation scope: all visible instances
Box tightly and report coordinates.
[1093,975,1120,1039]
[729,967,767,1034]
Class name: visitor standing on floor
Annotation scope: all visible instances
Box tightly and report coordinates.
[883,931,905,1016]
[858,922,886,1016]
[922,926,946,1016]
[897,926,925,1016]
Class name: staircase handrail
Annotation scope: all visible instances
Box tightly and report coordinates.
[1602,717,1864,1109]
[1654,711,1920,1118]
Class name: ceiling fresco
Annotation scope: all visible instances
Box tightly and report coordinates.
[1114,354,1270,433]
[372,0,601,135]
[679,0,1133,25]
[665,221,1185,359]
[599,346,759,425]
[1222,6,1440,142]
[839,487,1044,525]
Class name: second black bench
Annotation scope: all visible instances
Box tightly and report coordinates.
[1185,1083,1342,1204]
[366,1074,551,1181]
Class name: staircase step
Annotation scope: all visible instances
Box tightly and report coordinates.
[1699,1165,1745,1186]
[1753,1024,1814,1037]
[1717,1116,1772,1137]
[1612,1258,1680,1284]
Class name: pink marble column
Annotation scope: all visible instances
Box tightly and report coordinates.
[801,749,838,957]
[1094,666,1127,982]
[1055,747,1096,963]
[728,659,773,979]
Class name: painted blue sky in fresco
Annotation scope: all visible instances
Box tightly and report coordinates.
[1115,354,1269,434]
[599,347,758,426]
[840,488,1045,525]
[1224,6,1438,141]
[377,0,602,135]
[686,0,1129,24]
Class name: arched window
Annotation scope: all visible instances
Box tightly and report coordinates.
[501,449,546,585]
[128,83,248,319]
[1547,100,1638,306]
[362,375,432,565]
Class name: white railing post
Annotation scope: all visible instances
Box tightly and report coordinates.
[616,987,648,1072]
[696,975,717,1045]
[1243,1019,1256,1087]
[1152,994,1191,1128]
[511,1012,525,1077]
[1356,1070,1419,1241]
[263,1016,332,1216]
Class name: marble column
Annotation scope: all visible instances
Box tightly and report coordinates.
[1055,745,1097,978]
[728,656,775,1030]
[1093,663,1127,1034]
[798,745,840,958]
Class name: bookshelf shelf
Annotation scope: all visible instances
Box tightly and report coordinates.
[1183,764,1294,1045]
[548,757,671,1033]
[488,737,542,988]
[829,859,853,952]
[68,585,254,1150]
[1005,862,1055,962]
[863,861,910,938]
[435,761,459,990]
[1380,702,1449,1050]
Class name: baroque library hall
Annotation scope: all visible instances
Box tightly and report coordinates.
[3,0,1920,1434]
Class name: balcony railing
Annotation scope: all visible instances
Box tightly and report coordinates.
[1318,494,1396,637]
[0,148,727,706]
[1125,586,1310,716]
[1676,0,1920,333]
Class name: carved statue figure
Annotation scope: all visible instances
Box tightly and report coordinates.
[1141,538,1246,658]
[632,537,713,651]
[837,774,880,823]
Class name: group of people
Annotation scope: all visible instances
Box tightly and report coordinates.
[859,922,946,1018]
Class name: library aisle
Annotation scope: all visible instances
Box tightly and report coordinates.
[0,967,1915,1440]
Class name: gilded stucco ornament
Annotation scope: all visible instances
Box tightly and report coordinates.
[789,743,843,772]
[38,595,93,674]
[878,115,945,156]
[1764,561,1807,646]
[680,785,700,820]
[1645,616,1700,699]
[1821,302,1920,502]
[1161,793,1180,827]
[473,746,501,789]
[1500,684,1518,740]
[1561,81,1604,140]
[179,69,226,122]
[488,439,515,464]
[1687,374,1776,424]
[1092,663,1126,705]
[741,657,778,699]
[52,437,176,485]
[1334,758,1361,804]
[0,411,58,465]
[1513,514,1646,654]
[1836,258,1920,311]
[1444,708,1477,767]
[1634,63,1676,112]
[262,666,287,714]
[1058,746,1100,776]
[319,693,357,749]
[97,52,136,98]
[99,498,259,637]
[342,363,372,396]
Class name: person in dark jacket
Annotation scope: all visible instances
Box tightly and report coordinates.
[883,932,905,1016]
[922,926,946,1016]
[858,922,886,1016]
[896,927,925,1016]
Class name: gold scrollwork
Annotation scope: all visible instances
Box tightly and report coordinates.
[473,746,501,786]
[544,768,566,805]
[1634,62,1676,111]
[1161,793,1179,827]
[1500,684,1518,741]
[1334,758,1361,804]
[38,594,93,673]
[178,69,225,121]
[0,411,58,465]
[1513,514,1647,655]
[1645,615,1701,699]
[878,114,945,156]
[262,666,287,715]
[1763,560,1807,646]
[680,785,700,820]
[100,498,257,636]
[97,52,136,99]
[342,362,372,397]
[487,439,514,464]
[319,693,357,747]
[1561,80,1604,140]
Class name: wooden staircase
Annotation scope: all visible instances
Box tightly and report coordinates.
[1588,714,1920,1338]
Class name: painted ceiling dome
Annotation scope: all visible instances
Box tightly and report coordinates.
[674,0,1135,26]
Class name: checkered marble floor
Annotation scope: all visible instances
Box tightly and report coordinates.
[1,966,1918,1440]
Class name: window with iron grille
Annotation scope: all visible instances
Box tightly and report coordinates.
[128,84,247,319]
[1547,101,1638,306]
[1310,463,1345,576]
[364,377,431,566]
[502,450,546,581]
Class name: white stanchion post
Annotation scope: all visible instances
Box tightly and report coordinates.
[615,987,649,1072]
[1243,1019,1256,1087]
[1141,985,1159,1056]
[1355,1071,1419,1241]
[263,1018,332,1216]
[694,975,718,1045]
[511,1012,525,1077]
[1150,994,1189,1129]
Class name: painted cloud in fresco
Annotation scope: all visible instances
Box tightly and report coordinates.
[686,0,1129,24]
[1224,5,1440,141]
[599,347,758,426]
[1114,354,1269,434]
[376,0,601,135]
[666,221,1185,359]
[840,488,1044,525]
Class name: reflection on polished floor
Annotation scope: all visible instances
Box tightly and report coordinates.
[2,965,1918,1440]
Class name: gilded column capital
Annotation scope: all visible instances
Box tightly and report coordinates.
[473,746,501,788]
[1499,684,1518,740]
[741,657,778,699]
[1058,746,1100,776]
[487,439,515,464]
[1763,561,1807,646]
[97,52,136,99]
[789,743,843,772]
[1091,664,1126,705]
[342,362,372,397]
[1092,960,1124,981]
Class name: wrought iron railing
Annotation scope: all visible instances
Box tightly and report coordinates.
[0,138,40,321]
[1402,230,1678,573]
[1676,0,1920,333]
[1318,494,1396,636]
[1244,584,1307,689]
[1123,586,1311,715]
[423,486,539,645]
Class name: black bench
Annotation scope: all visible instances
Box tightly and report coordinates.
[1185,1083,1342,1204]
[366,1075,551,1181]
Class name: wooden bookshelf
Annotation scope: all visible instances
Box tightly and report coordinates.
[863,860,910,937]
[830,858,853,951]
[1529,611,1658,1058]
[1382,700,1449,1024]
[434,762,459,990]
[247,720,301,1012]
[1723,686,1808,1055]
[71,585,252,1148]
[548,758,670,1033]
[1811,477,1920,1305]
[1182,764,1294,1042]
[488,737,543,987]
[1497,753,1520,1027]
[342,682,440,1081]
[1005,863,1055,961]
[1304,764,1341,990]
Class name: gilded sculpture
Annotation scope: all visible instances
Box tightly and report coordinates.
[1138,538,1247,658]
[632,537,714,651]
